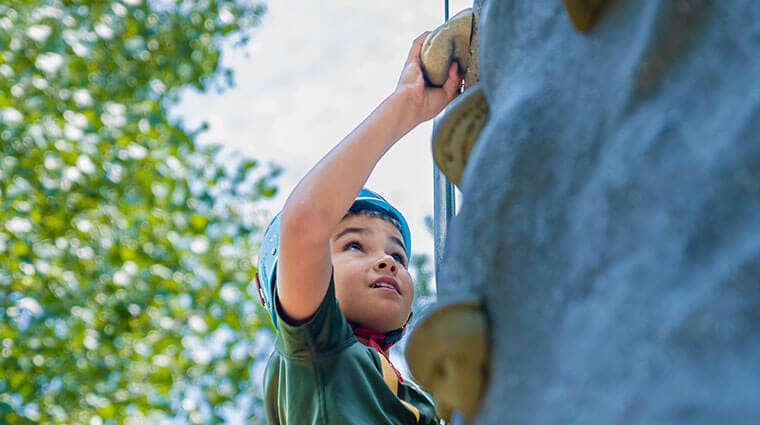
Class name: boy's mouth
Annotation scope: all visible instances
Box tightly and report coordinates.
[371,277,400,294]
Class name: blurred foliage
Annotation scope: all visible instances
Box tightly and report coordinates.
[412,214,436,307]
[0,1,278,424]
[411,252,434,310]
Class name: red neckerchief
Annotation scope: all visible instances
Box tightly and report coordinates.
[350,323,404,382]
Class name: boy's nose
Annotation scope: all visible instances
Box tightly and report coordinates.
[374,256,397,274]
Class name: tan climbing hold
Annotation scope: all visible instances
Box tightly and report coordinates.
[563,0,610,32]
[406,301,489,422]
[421,8,474,87]
[432,83,488,188]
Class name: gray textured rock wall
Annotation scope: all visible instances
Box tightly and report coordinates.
[439,0,760,423]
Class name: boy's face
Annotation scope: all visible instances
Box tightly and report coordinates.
[330,214,414,333]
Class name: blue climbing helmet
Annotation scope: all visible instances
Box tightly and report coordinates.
[255,188,412,329]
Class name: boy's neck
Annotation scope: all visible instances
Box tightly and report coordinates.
[351,323,393,354]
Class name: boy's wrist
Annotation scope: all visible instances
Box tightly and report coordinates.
[385,88,423,136]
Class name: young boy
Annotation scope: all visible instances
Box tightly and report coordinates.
[255,33,460,424]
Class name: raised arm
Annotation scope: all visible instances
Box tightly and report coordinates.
[275,33,460,325]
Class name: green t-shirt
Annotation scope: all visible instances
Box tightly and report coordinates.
[263,276,439,425]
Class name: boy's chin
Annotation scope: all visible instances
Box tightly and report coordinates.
[350,313,407,334]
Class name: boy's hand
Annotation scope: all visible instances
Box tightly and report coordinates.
[396,32,462,125]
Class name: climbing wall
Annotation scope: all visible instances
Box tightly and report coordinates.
[437,0,760,423]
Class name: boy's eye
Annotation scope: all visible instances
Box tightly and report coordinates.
[392,253,408,267]
[344,241,362,251]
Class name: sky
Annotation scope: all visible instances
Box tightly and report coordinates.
[178,0,470,263]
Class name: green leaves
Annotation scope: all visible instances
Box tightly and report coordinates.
[1,1,273,424]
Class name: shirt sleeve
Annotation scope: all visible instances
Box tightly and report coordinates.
[273,271,357,357]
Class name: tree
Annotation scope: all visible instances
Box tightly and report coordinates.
[0,1,277,423]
